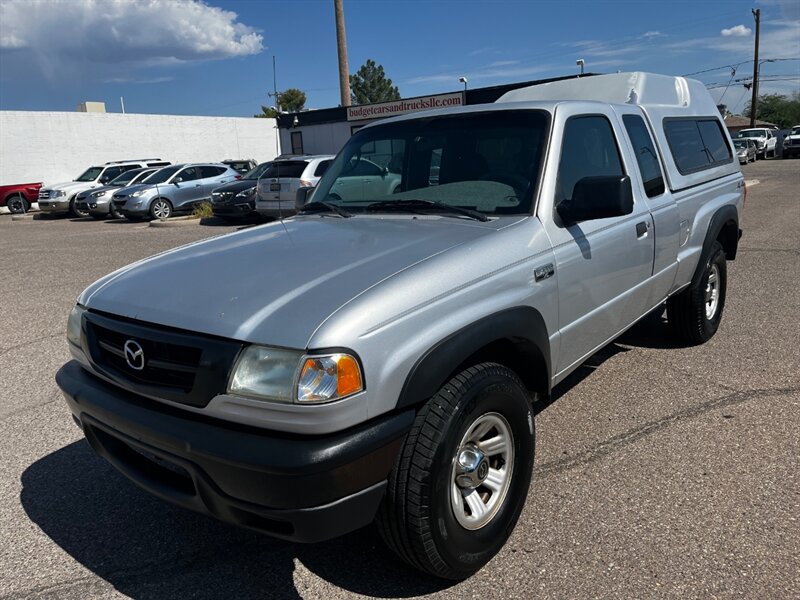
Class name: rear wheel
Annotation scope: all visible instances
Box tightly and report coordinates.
[377,363,535,579]
[6,194,29,214]
[667,241,727,344]
[149,198,172,220]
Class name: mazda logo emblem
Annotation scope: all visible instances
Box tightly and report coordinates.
[124,339,145,371]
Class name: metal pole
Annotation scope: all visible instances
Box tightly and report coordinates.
[750,8,760,127]
[120,97,125,114]
[334,0,351,106]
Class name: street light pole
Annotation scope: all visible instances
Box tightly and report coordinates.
[750,8,760,127]
[458,76,468,106]
[334,0,351,107]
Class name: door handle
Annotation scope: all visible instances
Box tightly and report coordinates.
[636,221,649,238]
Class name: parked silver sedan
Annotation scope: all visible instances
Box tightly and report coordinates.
[733,139,756,164]
[112,163,240,220]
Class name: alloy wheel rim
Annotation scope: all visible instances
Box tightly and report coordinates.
[705,264,720,320]
[450,412,514,530]
[153,201,169,219]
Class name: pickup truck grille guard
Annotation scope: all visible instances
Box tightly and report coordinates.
[83,310,242,408]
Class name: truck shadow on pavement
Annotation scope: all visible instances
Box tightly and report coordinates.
[21,441,452,599]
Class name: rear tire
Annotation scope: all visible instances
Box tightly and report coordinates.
[376,363,535,580]
[667,241,727,345]
[6,194,29,214]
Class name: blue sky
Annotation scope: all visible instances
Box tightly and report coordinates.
[1,0,798,117]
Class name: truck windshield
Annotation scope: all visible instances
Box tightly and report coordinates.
[312,110,549,217]
[142,166,180,184]
[75,167,103,182]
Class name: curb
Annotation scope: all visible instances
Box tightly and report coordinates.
[745,179,760,187]
[149,216,199,228]
[11,213,35,221]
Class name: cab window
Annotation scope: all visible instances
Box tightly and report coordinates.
[622,115,665,197]
[557,115,625,205]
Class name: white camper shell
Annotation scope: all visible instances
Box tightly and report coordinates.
[496,72,739,192]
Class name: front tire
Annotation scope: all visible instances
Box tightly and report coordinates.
[667,241,727,344]
[377,363,535,580]
[149,198,172,220]
[69,197,89,218]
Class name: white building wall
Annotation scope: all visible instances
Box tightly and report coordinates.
[279,120,369,157]
[0,111,280,186]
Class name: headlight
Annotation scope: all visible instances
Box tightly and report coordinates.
[55,190,66,197]
[90,190,107,197]
[235,188,255,198]
[131,189,147,197]
[66,305,86,348]
[228,346,363,404]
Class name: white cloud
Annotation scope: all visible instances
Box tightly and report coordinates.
[721,25,752,37]
[641,31,663,39]
[0,0,262,82]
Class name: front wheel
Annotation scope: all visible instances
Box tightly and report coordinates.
[376,363,535,579]
[149,198,172,220]
[70,197,89,218]
[667,241,727,344]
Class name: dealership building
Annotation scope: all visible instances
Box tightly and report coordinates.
[275,75,584,156]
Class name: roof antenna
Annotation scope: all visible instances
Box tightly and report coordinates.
[269,55,291,239]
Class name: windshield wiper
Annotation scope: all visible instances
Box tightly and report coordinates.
[298,201,352,218]
[366,199,489,222]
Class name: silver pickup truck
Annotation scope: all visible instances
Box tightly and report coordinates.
[57,73,744,580]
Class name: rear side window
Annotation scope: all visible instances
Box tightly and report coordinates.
[264,161,308,179]
[314,160,332,177]
[557,115,624,203]
[622,115,665,197]
[664,118,732,174]
[200,166,226,178]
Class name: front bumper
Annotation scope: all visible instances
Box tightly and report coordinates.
[113,199,150,216]
[38,199,70,212]
[56,360,412,542]
[212,199,256,217]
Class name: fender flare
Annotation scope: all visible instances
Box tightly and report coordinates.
[396,306,551,409]
[692,204,739,288]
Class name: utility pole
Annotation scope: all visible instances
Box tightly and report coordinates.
[334,0,351,106]
[750,8,760,127]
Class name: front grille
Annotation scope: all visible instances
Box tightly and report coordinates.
[789,138,800,147]
[212,192,234,204]
[112,194,128,206]
[38,189,51,200]
[84,311,243,407]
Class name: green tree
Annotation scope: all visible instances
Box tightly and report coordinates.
[253,88,307,118]
[349,59,400,105]
[254,105,278,118]
[743,92,800,128]
[279,88,307,112]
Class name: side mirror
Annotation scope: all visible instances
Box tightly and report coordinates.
[295,186,315,211]
[557,175,633,224]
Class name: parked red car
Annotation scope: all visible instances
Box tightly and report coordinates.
[1,182,42,214]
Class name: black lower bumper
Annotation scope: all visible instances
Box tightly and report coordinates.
[56,361,413,542]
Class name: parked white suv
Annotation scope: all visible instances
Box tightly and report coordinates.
[255,155,334,218]
[782,125,800,159]
[736,128,777,159]
[38,159,170,217]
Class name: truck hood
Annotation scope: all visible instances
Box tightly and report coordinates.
[44,181,97,193]
[79,216,496,348]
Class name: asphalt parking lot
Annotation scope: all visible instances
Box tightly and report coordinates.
[1,160,798,599]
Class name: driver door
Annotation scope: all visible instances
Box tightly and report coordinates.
[541,107,655,378]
